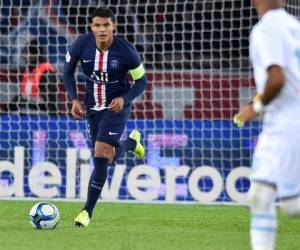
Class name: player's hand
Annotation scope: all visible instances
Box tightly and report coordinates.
[109,97,124,113]
[233,113,245,128]
[233,104,258,127]
[71,100,85,120]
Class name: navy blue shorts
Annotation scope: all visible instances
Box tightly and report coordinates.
[87,106,130,148]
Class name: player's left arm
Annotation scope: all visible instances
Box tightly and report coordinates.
[109,66,147,112]
[122,47,148,105]
[109,50,147,113]
[122,64,147,105]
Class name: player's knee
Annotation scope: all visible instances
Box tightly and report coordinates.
[249,182,276,214]
[281,196,300,217]
[94,142,115,163]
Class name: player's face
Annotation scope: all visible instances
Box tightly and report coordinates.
[251,0,259,7]
[91,17,116,45]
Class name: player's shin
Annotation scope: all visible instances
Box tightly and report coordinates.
[83,157,109,217]
[249,182,277,250]
[111,138,136,165]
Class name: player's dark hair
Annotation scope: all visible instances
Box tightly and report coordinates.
[91,7,115,23]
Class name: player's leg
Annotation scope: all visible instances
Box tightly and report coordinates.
[74,108,130,227]
[249,132,285,250]
[280,195,300,217]
[84,141,114,213]
[113,138,135,161]
[249,182,277,250]
[109,105,145,165]
[74,141,115,227]
[277,134,300,217]
[128,129,145,158]
[113,129,145,164]
[74,113,101,226]
[83,108,129,216]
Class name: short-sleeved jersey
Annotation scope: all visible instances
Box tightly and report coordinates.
[64,33,144,111]
[250,9,300,132]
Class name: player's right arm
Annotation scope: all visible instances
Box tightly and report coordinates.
[251,24,286,108]
[233,66,285,127]
[63,37,85,119]
[233,23,286,127]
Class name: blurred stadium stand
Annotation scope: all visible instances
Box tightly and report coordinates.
[0,0,257,118]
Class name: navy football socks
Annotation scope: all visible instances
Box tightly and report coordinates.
[113,137,136,164]
[83,157,108,217]
[125,137,137,151]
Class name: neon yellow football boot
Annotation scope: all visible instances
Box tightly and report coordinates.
[74,210,90,227]
[129,129,145,159]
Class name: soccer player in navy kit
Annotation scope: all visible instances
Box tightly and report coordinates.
[64,7,147,227]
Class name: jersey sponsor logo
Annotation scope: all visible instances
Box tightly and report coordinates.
[100,72,108,82]
[91,71,109,83]
[108,131,118,135]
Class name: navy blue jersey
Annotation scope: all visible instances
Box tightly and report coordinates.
[64,33,144,111]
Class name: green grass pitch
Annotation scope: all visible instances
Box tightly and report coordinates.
[0,201,299,250]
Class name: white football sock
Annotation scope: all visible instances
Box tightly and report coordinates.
[249,182,277,250]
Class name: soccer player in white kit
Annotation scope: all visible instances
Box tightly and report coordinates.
[233,0,300,249]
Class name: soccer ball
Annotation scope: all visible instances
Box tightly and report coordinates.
[29,202,60,229]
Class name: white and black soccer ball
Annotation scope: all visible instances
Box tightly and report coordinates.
[29,202,60,229]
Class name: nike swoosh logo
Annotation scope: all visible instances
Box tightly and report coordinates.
[83,59,92,63]
[108,131,118,135]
